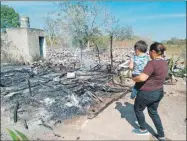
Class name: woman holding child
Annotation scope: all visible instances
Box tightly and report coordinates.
[130,41,168,141]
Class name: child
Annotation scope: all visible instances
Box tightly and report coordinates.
[129,40,150,99]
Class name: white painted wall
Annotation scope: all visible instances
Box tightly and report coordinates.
[2,28,46,63]
[4,28,30,62]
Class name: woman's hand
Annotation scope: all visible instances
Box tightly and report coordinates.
[132,73,149,82]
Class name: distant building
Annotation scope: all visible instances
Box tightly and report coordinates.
[1,17,46,63]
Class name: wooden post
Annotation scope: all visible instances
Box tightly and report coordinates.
[13,101,19,123]
[110,35,113,73]
[80,40,83,65]
[93,40,101,63]
[28,79,32,97]
[81,47,83,64]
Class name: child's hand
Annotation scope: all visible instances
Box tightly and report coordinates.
[129,59,134,70]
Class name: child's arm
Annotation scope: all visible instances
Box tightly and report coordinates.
[129,58,134,70]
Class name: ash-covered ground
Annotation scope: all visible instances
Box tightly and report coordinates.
[1,47,132,129]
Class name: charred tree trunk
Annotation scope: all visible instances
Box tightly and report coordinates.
[81,47,83,64]
[110,35,113,73]
[93,40,101,63]
[79,40,83,64]
[28,79,32,97]
[96,45,101,64]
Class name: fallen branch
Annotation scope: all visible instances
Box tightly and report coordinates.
[39,119,53,131]
[39,82,55,89]
[4,81,39,95]
[87,89,130,119]
[59,72,67,78]
[39,123,53,130]
[90,93,103,102]
[3,79,52,95]
[86,91,103,102]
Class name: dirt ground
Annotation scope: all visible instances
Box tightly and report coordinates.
[1,77,186,140]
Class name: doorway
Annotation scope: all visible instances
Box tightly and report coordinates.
[39,36,44,57]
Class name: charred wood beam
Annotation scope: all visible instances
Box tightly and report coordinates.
[28,80,32,97]
[13,101,19,123]
[24,120,28,129]
[88,90,130,119]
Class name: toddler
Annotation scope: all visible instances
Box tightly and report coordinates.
[129,40,150,99]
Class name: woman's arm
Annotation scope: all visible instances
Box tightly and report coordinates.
[132,73,149,82]
[132,61,154,82]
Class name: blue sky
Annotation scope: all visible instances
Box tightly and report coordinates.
[2,1,186,41]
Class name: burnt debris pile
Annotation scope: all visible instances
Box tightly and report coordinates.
[1,48,132,128]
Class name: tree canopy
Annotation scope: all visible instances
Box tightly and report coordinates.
[44,1,135,49]
[1,5,20,29]
[162,37,186,45]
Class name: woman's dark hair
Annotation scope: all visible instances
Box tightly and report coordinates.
[134,40,148,53]
[150,42,166,55]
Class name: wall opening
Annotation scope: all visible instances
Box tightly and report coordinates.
[39,36,44,57]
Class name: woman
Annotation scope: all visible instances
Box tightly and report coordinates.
[131,42,168,141]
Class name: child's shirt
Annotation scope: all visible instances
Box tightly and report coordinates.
[132,54,150,75]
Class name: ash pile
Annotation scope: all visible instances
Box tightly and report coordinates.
[1,47,132,129]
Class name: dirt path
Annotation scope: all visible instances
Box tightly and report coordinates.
[1,79,186,140]
[52,92,186,140]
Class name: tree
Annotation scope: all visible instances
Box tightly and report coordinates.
[46,1,134,67]
[103,10,134,72]
[103,13,119,72]
[53,1,105,63]
[55,1,89,48]
[1,5,20,29]
[115,26,134,40]
[44,15,58,48]
[90,27,103,63]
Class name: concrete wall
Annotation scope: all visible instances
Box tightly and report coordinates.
[1,28,46,63]
[27,28,46,61]
[2,28,30,62]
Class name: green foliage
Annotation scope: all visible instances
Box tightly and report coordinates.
[164,37,186,45]
[6,128,29,141]
[49,1,134,50]
[167,55,186,77]
[54,1,90,48]
[1,5,20,29]
[46,36,58,47]
[114,26,134,41]
[14,130,29,141]
[7,129,20,141]
[162,37,186,58]
[168,55,175,74]
[91,35,109,49]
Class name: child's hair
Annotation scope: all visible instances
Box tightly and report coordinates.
[150,42,166,55]
[134,40,148,53]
